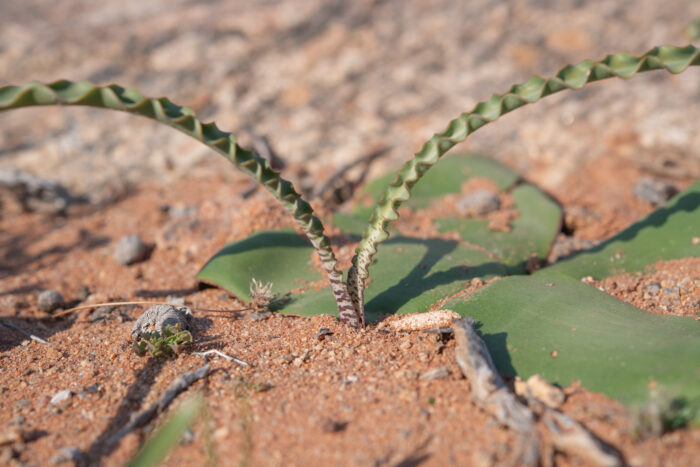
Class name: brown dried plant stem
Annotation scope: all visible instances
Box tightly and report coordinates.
[453,318,622,467]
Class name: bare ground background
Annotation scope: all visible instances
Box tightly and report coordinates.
[1,0,699,201]
[1,1,699,466]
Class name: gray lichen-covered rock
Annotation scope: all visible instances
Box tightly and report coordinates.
[37,289,64,312]
[456,190,501,216]
[131,304,192,340]
[113,235,150,265]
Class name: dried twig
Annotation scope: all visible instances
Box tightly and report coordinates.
[453,317,539,466]
[536,400,622,467]
[193,349,250,367]
[453,318,535,432]
[0,320,50,344]
[453,317,623,467]
[107,364,210,447]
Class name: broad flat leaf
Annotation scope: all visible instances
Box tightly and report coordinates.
[436,184,561,271]
[348,153,520,221]
[197,154,559,317]
[196,229,322,301]
[447,274,700,406]
[543,179,700,279]
[283,237,508,322]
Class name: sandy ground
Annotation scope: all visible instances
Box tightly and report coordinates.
[1,1,699,466]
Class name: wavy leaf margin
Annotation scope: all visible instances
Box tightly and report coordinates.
[348,45,700,316]
[0,80,363,326]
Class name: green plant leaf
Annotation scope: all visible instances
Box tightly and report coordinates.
[284,237,507,322]
[197,232,507,321]
[129,396,204,467]
[0,80,361,326]
[446,274,700,409]
[348,45,700,319]
[196,229,322,301]
[436,183,561,271]
[356,154,519,216]
[198,155,554,320]
[541,179,700,279]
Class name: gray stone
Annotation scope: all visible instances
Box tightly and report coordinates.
[131,304,191,339]
[37,290,64,313]
[113,235,150,265]
[0,168,74,215]
[661,286,680,299]
[50,389,72,405]
[644,282,661,297]
[456,190,500,216]
[51,446,85,465]
[633,177,678,206]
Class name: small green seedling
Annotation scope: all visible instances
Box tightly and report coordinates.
[631,389,698,440]
[132,324,193,358]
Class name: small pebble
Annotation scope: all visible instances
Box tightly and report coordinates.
[113,235,150,265]
[37,290,64,313]
[644,282,661,297]
[82,383,100,395]
[314,328,333,340]
[51,446,84,465]
[279,353,295,364]
[633,177,678,206]
[456,190,500,216]
[661,286,680,299]
[50,390,72,405]
[515,374,566,409]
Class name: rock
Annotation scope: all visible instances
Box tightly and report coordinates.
[514,374,565,409]
[113,235,151,265]
[314,328,333,340]
[420,367,450,380]
[644,282,661,297]
[37,290,64,312]
[0,168,74,215]
[81,383,99,395]
[661,286,680,299]
[50,389,73,405]
[633,177,678,206]
[51,446,85,465]
[131,304,191,339]
[456,190,500,216]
